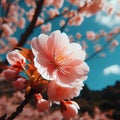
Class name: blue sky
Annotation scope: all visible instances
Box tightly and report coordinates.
[82,15,120,90]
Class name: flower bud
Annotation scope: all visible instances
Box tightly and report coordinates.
[4,69,18,81]
[13,77,27,90]
[36,94,50,112]
[61,100,80,120]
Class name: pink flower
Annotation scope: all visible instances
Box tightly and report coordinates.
[41,23,51,33]
[35,17,44,26]
[4,69,18,81]
[48,8,59,18]
[61,100,80,120]
[35,94,51,112]
[2,23,13,36]
[44,0,53,6]
[68,14,84,26]
[47,80,84,101]
[13,77,27,90]
[53,0,64,8]
[31,30,89,84]
[17,17,26,29]
[86,31,96,40]
[7,50,26,70]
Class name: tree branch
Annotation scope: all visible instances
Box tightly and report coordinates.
[86,34,120,61]
[17,0,44,47]
[6,89,35,120]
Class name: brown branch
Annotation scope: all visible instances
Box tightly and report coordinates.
[85,34,120,61]
[6,88,35,120]
[17,0,44,47]
[0,88,35,120]
[35,3,72,28]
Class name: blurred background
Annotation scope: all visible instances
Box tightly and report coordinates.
[0,0,120,119]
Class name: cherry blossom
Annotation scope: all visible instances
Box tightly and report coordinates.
[68,13,84,26]
[35,17,44,26]
[86,31,96,40]
[41,23,51,33]
[31,30,89,84]
[6,50,26,70]
[2,23,13,36]
[4,69,19,81]
[17,17,26,29]
[35,94,51,112]
[52,0,64,8]
[13,77,28,90]
[48,8,59,18]
[61,100,80,120]
[44,0,53,6]
[47,80,84,101]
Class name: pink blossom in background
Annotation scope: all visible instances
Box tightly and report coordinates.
[94,44,102,52]
[35,17,44,26]
[31,30,89,84]
[69,0,80,6]
[81,41,88,50]
[86,31,96,40]
[0,39,6,48]
[83,0,103,15]
[112,27,120,34]
[59,20,65,27]
[111,40,119,47]
[41,23,51,33]
[64,10,76,18]
[6,37,18,49]
[7,50,26,68]
[25,0,36,7]
[68,14,84,26]
[0,46,9,54]
[100,30,107,37]
[17,17,26,29]
[2,23,13,36]
[76,32,82,39]
[48,8,59,18]
[44,0,53,6]
[61,100,80,120]
[26,9,35,21]
[53,0,64,8]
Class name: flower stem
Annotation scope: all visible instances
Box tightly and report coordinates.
[6,88,35,120]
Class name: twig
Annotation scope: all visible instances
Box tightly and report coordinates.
[17,0,44,47]
[86,34,120,61]
[6,88,35,120]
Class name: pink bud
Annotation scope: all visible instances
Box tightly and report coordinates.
[61,100,80,120]
[13,77,27,90]
[4,69,18,81]
[36,98,50,112]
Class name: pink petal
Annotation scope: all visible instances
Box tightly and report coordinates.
[47,80,81,101]
[7,50,26,65]
[34,57,56,80]
[31,34,49,56]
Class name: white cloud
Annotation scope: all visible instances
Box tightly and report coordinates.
[103,65,120,75]
[95,0,120,28]
[95,12,120,28]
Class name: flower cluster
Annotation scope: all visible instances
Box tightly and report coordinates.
[4,30,89,120]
